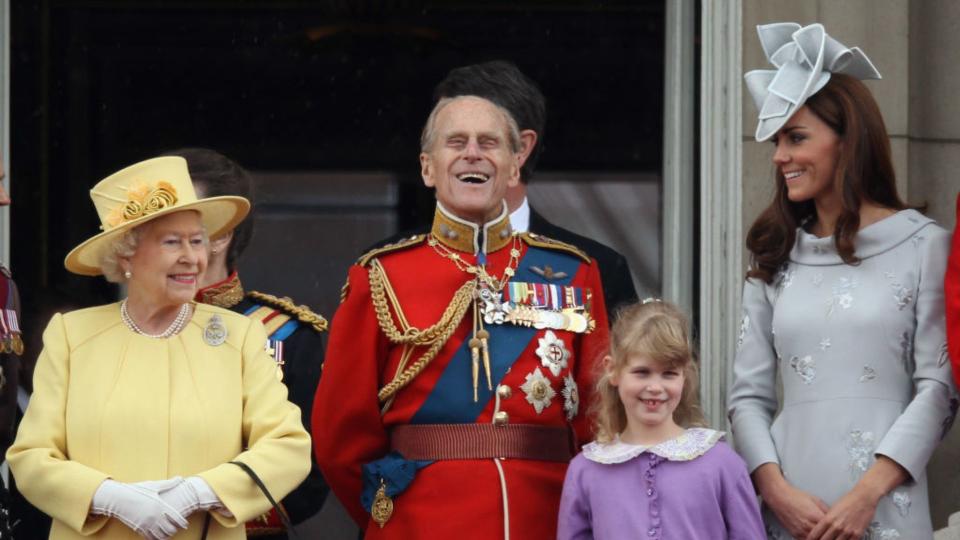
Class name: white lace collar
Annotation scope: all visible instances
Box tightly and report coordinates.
[583,428,724,464]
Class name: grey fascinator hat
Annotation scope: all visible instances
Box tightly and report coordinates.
[744,22,882,142]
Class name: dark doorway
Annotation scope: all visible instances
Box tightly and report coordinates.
[12,0,664,321]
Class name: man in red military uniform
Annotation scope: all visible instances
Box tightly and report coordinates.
[313,95,609,539]
[947,193,960,389]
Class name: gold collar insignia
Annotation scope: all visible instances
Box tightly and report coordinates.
[430,202,512,254]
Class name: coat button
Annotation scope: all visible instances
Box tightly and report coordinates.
[497,384,512,399]
[493,411,509,425]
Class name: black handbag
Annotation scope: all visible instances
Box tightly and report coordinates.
[200,461,298,540]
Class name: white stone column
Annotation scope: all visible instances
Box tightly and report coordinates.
[661,0,696,314]
[699,0,742,429]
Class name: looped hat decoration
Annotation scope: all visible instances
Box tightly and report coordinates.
[744,22,881,142]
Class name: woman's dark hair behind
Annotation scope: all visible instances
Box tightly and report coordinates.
[746,74,906,283]
[165,148,255,272]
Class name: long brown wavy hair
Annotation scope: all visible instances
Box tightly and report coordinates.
[746,74,907,283]
[592,302,706,444]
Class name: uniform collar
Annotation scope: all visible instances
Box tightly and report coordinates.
[195,270,245,308]
[430,201,513,254]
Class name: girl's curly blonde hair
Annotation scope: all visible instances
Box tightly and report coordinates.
[592,301,706,443]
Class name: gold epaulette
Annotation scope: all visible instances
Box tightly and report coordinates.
[357,234,427,267]
[520,232,591,264]
[246,291,328,333]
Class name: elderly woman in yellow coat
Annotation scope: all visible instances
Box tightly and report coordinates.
[7,157,311,539]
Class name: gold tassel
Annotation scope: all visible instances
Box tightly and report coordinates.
[476,329,492,390]
[469,338,482,402]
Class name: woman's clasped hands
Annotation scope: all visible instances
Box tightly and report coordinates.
[91,476,225,539]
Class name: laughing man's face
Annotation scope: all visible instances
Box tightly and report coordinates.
[420,96,520,224]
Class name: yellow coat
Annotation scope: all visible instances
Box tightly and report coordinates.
[7,302,311,539]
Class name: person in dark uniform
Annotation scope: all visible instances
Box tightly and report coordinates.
[170,148,329,538]
[372,60,639,320]
[0,157,25,537]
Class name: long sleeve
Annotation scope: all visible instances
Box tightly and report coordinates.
[727,277,781,472]
[198,317,312,526]
[278,326,328,524]
[719,448,767,540]
[875,226,956,480]
[312,263,390,527]
[6,313,111,535]
[556,457,593,540]
[947,195,960,389]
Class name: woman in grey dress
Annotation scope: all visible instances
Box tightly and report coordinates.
[729,23,956,540]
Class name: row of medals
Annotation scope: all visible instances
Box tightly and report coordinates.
[477,284,592,334]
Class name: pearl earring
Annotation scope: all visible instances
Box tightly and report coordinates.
[124,270,132,279]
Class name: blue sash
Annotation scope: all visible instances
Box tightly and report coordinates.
[410,245,582,424]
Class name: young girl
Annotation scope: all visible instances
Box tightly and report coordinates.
[557,301,765,540]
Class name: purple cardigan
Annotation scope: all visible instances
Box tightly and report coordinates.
[558,431,766,540]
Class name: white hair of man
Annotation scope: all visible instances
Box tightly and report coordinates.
[419,95,522,154]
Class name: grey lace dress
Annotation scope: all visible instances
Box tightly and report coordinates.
[728,210,956,540]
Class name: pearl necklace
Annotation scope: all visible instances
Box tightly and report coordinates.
[120,299,191,339]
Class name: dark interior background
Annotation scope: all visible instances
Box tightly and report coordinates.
[10,0,665,331]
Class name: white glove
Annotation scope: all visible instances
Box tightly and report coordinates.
[90,479,189,540]
[138,476,225,518]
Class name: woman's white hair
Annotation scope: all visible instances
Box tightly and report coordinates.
[99,226,146,283]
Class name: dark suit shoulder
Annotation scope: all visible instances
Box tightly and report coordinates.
[528,211,626,267]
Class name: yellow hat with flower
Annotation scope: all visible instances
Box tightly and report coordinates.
[64,156,250,276]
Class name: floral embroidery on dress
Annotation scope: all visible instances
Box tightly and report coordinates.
[863,522,901,540]
[561,374,579,420]
[520,367,555,414]
[811,272,823,287]
[582,428,724,464]
[859,366,877,383]
[942,398,960,440]
[737,314,750,351]
[827,277,859,317]
[938,341,950,368]
[891,491,911,517]
[819,338,831,351]
[847,430,876,480]
[789,355,816,384]
[883,271,913,310]
[776,266,796,291]
[899,331,915,374]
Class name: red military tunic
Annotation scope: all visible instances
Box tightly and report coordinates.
[313,204,609,539]
[947,194,960,388]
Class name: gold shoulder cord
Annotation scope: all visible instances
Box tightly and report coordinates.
[247,290,329,333]
[368,259,476,406]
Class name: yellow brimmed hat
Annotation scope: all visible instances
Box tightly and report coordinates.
[64,156,250,276]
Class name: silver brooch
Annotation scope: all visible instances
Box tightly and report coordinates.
[536,330,570,376]
[520,367,555,414]
[203,315,227,346]
[562,374,579,420]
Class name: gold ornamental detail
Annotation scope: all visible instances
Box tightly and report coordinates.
[104,181,178,229]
